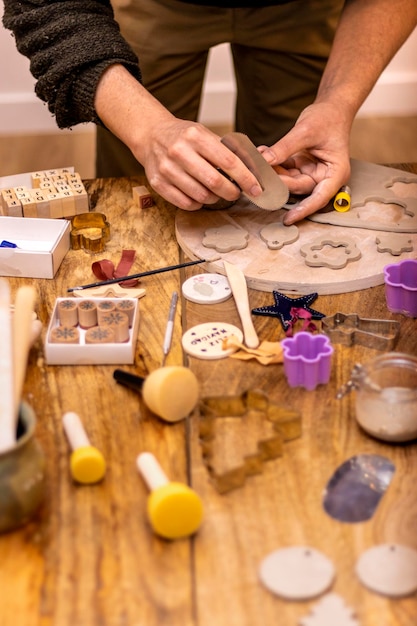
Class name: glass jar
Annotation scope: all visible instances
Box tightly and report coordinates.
[351,352,417,442]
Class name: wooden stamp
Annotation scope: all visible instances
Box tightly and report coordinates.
[132,185,154,209]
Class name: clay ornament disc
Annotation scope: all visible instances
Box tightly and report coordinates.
[259,546,335,600]
[182,322,243,360]
[182,273,232,304]
[356,544,417,597]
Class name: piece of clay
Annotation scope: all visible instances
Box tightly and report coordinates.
[182,322,244,360]
[202,224,249,253]
[259,546,335,600]
[298,160,417,233]
[199,389,301,493]
[182,273,232,304]
[375,233,413,256]
[300,236,361,269]
[259,221,299,250]
[299,593,360,626]
[355,544,417,597]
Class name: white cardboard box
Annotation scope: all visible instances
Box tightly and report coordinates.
[45,297,140,365]
[0,216,70,278]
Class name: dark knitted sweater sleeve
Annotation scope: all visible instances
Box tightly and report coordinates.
[2,0,142,128]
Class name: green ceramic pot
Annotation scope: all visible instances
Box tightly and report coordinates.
[0,402,46,533]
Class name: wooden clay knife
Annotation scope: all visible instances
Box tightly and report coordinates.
[221,131,289,211]
[223,260,260,349]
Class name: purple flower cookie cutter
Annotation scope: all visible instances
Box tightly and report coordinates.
[281,331,334,391]
[384,259,417,318]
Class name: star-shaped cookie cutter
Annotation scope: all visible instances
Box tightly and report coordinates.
[322,312,400,350]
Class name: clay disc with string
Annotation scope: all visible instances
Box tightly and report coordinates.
[182,273,232,304]
[182,322,243,359]
[356,544,417,597]
[259,546,335,600]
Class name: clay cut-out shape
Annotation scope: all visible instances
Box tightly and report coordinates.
[303,160,417,233]
[259,546,335,601]
[259,221,299,250]
[299,593,360,626]
[300,236,361,269]
[199,389,301,493]
[355,543,417,598]
[202,224,249,253]
[375,233,413,256]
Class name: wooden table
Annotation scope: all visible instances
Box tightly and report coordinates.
[1,165,416,626]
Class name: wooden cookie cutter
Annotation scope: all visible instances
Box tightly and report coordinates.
[199,389,301,493]
[70,213,110,252]
[322,312,400,350]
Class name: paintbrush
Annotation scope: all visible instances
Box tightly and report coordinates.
[0,279,16,452]
[67,259,206,292]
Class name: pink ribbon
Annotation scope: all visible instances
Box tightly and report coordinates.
[285,307,318,337]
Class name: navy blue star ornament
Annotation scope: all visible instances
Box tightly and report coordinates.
[252,291,325,331]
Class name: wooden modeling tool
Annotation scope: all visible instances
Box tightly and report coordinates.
[0,279,15,452]
[113,366,199,423]
[12,285,37,416]
[67,259,206,292]
[62,411,106,484]
[136,452,204,539]
[223,260,260,349]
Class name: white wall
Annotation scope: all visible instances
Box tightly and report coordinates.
[0,4,416,134]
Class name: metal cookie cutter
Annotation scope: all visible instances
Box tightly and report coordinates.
[70,212,110,252]
[322,312,400,351]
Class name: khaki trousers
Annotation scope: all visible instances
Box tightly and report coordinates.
[97,0,344,177]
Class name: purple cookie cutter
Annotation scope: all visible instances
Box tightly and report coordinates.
[281,331,334,391]
[384,259,417,317]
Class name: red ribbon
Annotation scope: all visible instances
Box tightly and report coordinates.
[285,307,318,337]
[91,250,138,287]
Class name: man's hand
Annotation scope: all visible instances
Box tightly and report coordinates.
[258,102,352,225]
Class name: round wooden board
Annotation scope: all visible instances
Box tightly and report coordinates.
[175,201,417,295]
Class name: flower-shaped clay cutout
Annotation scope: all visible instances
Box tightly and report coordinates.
[202,224,249,253]
[300,236,361,269]
[259,222,299,250]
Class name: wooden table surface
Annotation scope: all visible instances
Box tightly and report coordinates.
[1,165,416,626]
